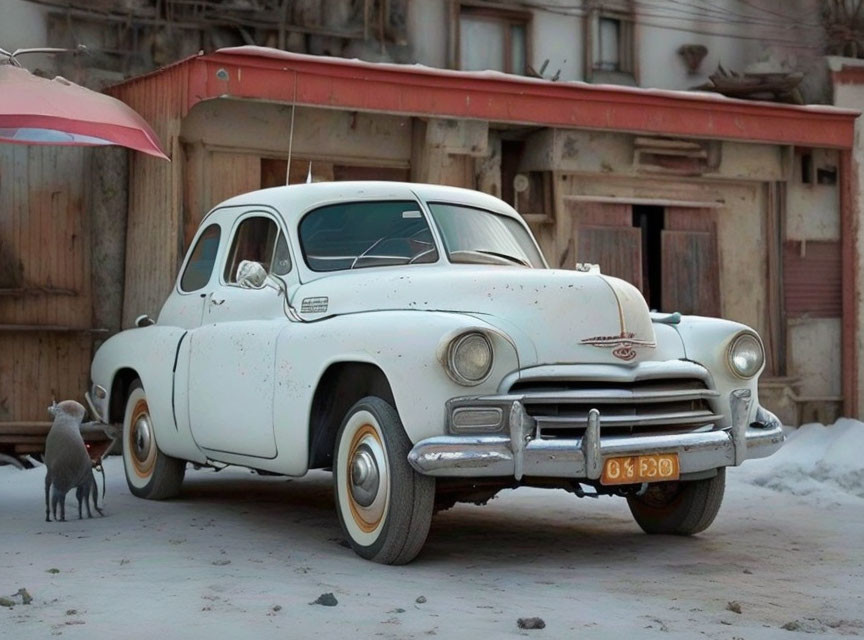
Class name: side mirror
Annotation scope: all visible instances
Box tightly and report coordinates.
[236,260,269,289]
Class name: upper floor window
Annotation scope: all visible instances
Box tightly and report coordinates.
[596,17,621,72]
[180,224,221,292]
[455,3,530,75]
[586,5,635,84]
[223,216,291,283]
[299,201,438,272]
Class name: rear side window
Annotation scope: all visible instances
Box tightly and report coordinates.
[224,217,280,283]
[299,200,438,272]
[180,224,221,292]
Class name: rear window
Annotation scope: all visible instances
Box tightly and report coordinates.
[299,201,438,272]
[180,224,221,292]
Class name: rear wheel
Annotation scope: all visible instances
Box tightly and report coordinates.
[627,468,725,535]
[122,380,185,500]
[333,396,435,564]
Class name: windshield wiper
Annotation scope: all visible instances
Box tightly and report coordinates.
[451,249,531,268]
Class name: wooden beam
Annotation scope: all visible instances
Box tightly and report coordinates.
[564,195,724,208]
[0,325,108,333]
[840,149,859,417]
[171,50,860,149]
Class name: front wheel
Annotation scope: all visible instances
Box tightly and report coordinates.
[627,468,725,535]
[122,380,186,500]
[333,396,435,564]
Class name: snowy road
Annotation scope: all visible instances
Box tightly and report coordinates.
[1,423,863,639]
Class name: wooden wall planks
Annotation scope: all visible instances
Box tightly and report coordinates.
[110,64,188,328]
[0,145,94,428]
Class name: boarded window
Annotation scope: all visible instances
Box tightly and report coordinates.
[783,241,841,317]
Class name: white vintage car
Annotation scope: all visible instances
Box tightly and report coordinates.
[87,181,783,564]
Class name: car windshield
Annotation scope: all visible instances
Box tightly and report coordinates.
[427,203,544,268]
[299,200,438,272]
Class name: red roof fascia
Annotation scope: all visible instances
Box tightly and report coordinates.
[152,48,858,149]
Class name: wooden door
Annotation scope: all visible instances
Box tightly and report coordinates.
[661,208,720,316]
[570,202,643,290]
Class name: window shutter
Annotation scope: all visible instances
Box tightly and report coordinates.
[783,241,841,317]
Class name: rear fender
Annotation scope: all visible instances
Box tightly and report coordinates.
[90,326,205,463]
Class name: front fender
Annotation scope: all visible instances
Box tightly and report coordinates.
[672,315,763,423]
[275,310,520,473]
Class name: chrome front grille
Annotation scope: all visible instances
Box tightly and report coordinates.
[507,377,723,439]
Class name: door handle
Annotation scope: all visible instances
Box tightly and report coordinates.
[211,297,225,306]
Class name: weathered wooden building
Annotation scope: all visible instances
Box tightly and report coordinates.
[102,47,859,426]
[0,143,126,462]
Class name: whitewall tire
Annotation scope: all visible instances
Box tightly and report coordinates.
[122,380,185,500]
[334,396,435,564]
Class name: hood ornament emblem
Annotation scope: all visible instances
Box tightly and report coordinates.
[580,332,656,362]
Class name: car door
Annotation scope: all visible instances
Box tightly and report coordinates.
[186,210,294,459]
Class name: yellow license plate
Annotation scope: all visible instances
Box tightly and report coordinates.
[600,453,680,485]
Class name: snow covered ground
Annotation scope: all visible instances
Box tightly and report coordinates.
[1,422,863,639]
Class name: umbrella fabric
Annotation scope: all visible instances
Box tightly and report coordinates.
[0,64,168,159]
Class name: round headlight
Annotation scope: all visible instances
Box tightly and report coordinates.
[447,332,493,385]
[727,332,764,378]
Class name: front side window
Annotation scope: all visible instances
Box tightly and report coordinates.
[224,216,292,283]
[299,201,438,272]
[180,224,221,292]
[428,203,544,268]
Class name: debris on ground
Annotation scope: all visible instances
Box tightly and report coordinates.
[726,601,742,614]
[310,593,338,607]
[416,596,427,604]
[517,617,546,630]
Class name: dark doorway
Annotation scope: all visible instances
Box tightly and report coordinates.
[632,205,664,311]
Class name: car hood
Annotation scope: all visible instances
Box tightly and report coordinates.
[290,265,679,366]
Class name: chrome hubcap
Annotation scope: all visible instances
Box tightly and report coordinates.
[346,427,389,531]
[133,415,152,462]
[350,445,380,507]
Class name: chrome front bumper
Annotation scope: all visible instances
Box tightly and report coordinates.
[408,389,784,480]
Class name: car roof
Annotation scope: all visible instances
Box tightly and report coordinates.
[211,181,522,221]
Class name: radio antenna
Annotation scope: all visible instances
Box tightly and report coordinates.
[285,74,297,185]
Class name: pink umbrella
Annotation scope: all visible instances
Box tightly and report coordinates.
[0,63,168,159]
